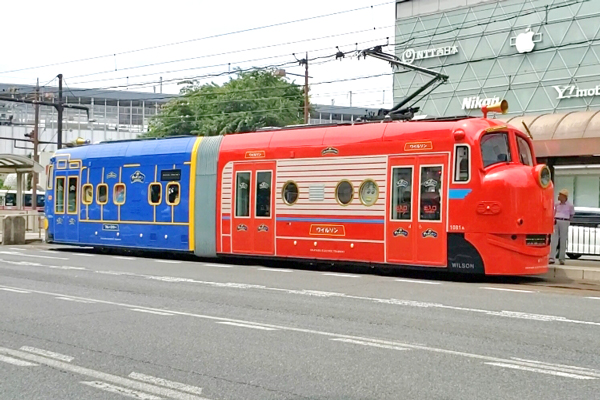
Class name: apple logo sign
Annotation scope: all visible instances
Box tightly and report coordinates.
[510,28,543,54]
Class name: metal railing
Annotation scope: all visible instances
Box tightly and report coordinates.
[567,225,600,257]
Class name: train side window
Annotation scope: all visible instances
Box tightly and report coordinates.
[336,180,354,205]
[420,166,442,221]
[114,183,126,205]
[282,181,299,205]
[166,183,180,206]
[235,172,251,217]
[55,177,65,213]
[516,136,534,166]
[454,145,470,183]
[67,176,78,214]
[47,166,53,189]
[96,184,108,205]
[391,167,412,220]
[481,132,511,168]
[256,171,272,217]
[359,180,379,206]
[149,183,162,205]
[82,184,93,205]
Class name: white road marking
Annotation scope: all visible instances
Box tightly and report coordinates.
[0,251,68,260]
[9,247,26,251]
[20,346,74,362]
[509,358,600,378]
[131,309,173,316]
[485,362,596,380]
[40,250,60,254]
[587,297,600,300]
[48,265,87,270]
[322,272,359,278]
[56,297,96,304]
[0,288,30,293]
[113,256,136,260]
[129,372,204,396]
[331,338,410,351]
[0,347,209,400]
[81,381,164,400]
[1,284,597,378]
[0,354,38,367]
[395,278,441,285]
[480,287,534,293]
[257,268,291,272]
[72,253,95,257]
[95,270,137,276]
[154,260,181,264]
[216,322,278,331]
[200,262,233,268]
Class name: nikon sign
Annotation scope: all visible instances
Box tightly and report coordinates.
[400,46,459,64]
[461,96,500,110]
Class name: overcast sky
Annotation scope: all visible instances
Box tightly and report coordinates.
[1,0,397,110]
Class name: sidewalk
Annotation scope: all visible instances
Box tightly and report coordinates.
[545,256,600,284]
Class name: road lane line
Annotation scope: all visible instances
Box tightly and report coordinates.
[331,338,410,351]
[72,253,95,257]
[112,256,136,260]
[48,265,87,270]
[484,362,596,380]
[20,346,74,362]
[154,260,181,264]
[0,354,38,367]
[0,347,210,400]
[480,287,534,293]
[0,251,68,260]
[0,288,30,293]
[9,248,25,251]
[200,263,233,268]
[216,322,278,331]
[587,297,600,300]
[257,268,292,272]
[322,273,359,278]
[509,358,600,377]
[40,250,60,254]
[56,297,96,304]
[1,284,598,377]
[395,278,441,285]
[129,372,203,396]
[131,309,174,316]
[80,381,164,400]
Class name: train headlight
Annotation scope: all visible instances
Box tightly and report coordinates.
[536,165,551,188]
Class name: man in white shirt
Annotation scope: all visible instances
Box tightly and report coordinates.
[550,189,575,265]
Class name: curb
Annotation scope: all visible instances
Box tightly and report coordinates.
[543,265,600,285]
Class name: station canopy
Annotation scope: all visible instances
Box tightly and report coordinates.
[497,110,600,158]
[0,154,43,174]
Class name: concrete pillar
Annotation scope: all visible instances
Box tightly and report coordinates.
[16,173,22,210]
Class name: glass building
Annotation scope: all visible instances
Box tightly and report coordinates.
[394,0,600,207]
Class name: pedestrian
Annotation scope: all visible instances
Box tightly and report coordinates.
[550,189,574,265]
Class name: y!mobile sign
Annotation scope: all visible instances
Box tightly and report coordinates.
[553,85,600,100]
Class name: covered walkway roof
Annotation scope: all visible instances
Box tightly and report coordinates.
[0,154,43,174]
[497,110,600,158]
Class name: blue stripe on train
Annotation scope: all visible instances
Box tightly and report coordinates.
[449,189,472,199]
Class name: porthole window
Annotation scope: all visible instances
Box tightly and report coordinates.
[336,180,353,205]
[149,183,162,205]
[96,184,108,205]
[359,180,379,206]
[82,184,93,205]
[114,183,126,205]
[282,181,299,205]
[166,182,180,206]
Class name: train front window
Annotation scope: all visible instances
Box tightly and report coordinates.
[516,136,534,166]
[481,132,511,168]
[391,167,412,220]
[419,166,442,221]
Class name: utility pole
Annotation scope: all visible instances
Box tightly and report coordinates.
[57,74,63,149]
[160,77,163,94]
[304,52,309,124]
[349,91,352,107]
[31,79,40,211]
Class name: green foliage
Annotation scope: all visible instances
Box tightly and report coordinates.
[146,69,307,137]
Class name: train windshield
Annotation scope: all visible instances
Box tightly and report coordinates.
[516,135,534,166]
[481,132,511,167]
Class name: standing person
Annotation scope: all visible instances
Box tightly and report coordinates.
[550,189,575,265]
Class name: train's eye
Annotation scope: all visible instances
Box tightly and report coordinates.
[537,165,551,188]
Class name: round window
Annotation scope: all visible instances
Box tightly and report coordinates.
[359,180,379,206]
[282,181,299,205]
[336,181,354,205]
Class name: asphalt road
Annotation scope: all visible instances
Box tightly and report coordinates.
[0,243,599,400]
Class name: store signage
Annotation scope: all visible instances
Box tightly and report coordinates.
[553,85,600,100]
[461,96,500,110]
[510,28,542,54]
[400,46,459,64]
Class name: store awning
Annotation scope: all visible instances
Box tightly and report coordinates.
[0,154,43,174]
[497,110,600,158]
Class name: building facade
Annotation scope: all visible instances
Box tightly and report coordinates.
[394,0,600,207]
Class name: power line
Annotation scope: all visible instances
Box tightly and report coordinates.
[0,2,394,75]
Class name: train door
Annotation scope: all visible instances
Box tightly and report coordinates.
[386,154,447,267]
[231,162,276,255]
[53,169,80,242]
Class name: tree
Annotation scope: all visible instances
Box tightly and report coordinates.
[146,69,307,137]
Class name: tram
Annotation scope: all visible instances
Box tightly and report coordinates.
[43,97,554,276]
